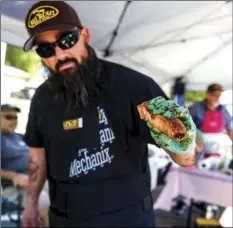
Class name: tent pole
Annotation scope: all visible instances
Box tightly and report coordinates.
[103,1,132,57]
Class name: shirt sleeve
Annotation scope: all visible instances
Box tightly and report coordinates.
[222,106,232,131]
[1,137,8,159]
[188,102,204,129]
[131,75,169,145]
[24,92,44,148]
[188,103,199,127]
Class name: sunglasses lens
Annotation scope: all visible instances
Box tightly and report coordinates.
[36,45,55,58]
[4,115,17,120]
[35,30,79,58]
[59,31,79,50]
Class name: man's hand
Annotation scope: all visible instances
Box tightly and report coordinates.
[12,173,29,189]
[146,96,196,154]
[22,201,42,228]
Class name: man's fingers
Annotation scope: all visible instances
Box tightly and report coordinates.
[149,96,166,106]
[176,106,189,117]
[150,130,173,148]
[152,108,164,115]
[38,216,44,226]
[22,219,31,228]
[13,180,20,187]
[22,181,29,189]
[150,97,169,109]
[180,114,196,132]
[163,106,189,119]
[23,218,39,228]
[13,176,29,188]
[148,97,189,119]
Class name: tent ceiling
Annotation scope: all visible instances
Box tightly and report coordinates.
[1,1,232,92]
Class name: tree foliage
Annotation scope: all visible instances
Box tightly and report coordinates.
[5,44,41,75]
[170,89,205,106]
[185,90,205,103]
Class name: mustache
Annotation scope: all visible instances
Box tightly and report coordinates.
[55,58,78,72]
[45,45,101,109]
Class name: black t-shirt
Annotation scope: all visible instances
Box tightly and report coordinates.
[25,59,167,148]
[24,59,168,221]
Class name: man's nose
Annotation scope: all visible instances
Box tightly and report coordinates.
[54,46,67,59]
[11,120,17,125]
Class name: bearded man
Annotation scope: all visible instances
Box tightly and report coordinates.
[22,1,203,227]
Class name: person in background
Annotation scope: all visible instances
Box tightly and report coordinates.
[189,84,232,140]
[1,104,50,226]
[189,84,232,158]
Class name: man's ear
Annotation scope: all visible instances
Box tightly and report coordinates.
[81,26,90,44]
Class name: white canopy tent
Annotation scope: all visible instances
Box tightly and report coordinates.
[1,1,232,93]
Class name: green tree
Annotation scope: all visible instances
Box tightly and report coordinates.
[185,90,205,104]
[170,88,205,106]
[5,44,41,75]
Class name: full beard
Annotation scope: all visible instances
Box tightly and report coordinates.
[45,44,101,109]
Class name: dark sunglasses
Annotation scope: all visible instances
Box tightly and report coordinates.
[3,114,18,121]
[35,30,79,59]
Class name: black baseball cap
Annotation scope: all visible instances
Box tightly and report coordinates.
[24,1,82,51]
[1,104,21,113]
[207,83,223,93]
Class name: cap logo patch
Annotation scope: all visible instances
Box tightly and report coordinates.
[28,5,59,28]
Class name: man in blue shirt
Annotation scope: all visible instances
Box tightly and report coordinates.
[1,104,49,226]
[189,84,232,141]
[189,84,232,160]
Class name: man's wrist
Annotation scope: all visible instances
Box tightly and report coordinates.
[195,132,204,154]
[26,196,39,206]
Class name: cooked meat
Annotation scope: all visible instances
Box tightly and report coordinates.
[137,101,187,141]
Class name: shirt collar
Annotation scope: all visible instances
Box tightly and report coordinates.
[203,99,222,111]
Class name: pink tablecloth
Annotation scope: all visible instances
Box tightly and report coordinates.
[154,167,232,211]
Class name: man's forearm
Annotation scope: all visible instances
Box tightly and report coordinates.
[0,170,17,180]
[27,148,47,205]
[165,149,199,167]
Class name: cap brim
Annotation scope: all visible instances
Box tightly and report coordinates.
[23,24,75,51]
[2,107,21,113]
